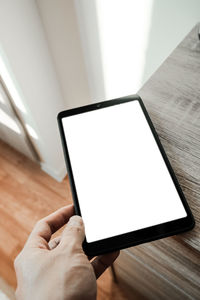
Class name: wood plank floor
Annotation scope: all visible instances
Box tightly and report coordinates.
[0,140,132,299]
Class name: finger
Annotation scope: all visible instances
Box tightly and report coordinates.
[91,251,120,279]
[27,205,74,247]
[48,236,61,250]
[59,215,85,251]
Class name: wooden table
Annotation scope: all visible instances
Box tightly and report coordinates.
[114,23,200,299]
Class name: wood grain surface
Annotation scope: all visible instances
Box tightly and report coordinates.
[115,23,200,299]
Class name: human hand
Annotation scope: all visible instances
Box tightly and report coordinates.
[14,205,119,300]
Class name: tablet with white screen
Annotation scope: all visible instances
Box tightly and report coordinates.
[57,95,194,255]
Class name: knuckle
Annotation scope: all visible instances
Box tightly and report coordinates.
[34,219,46,232]
[36,219,44,227]
[71,225,83,233]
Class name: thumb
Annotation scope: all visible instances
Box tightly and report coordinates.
[59,215,85,250]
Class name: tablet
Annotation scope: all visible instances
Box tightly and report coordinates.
[57,95,195,256]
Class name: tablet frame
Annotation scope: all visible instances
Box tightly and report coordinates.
[57,95,195,256]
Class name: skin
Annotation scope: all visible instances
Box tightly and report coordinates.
[14,205,119,300]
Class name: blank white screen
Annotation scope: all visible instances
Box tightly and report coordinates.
[62,100,186,242]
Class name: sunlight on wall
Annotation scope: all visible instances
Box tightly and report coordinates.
[25,123,38,140]
[0,48,38,141]
[0,47,27,114]
[0,108,21,134]
[94,0,153,98]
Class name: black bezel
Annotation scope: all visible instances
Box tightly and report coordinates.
[57,95,195,256]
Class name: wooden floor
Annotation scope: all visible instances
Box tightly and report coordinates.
[0,140,131,299]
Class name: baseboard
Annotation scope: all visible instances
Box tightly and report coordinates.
[41,162,67,182]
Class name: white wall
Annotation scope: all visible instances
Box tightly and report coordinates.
[74,0,200,100]
[0,0,66,180]
[36,0,91,108]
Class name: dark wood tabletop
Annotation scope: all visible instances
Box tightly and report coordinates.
[139,23,200,251]
[115,23,200,299]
